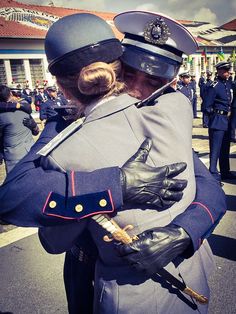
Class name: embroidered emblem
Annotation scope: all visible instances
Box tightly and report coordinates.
[143,18,170,45]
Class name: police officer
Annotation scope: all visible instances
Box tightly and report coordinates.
[201,70,213,127]
[21,87,33,105]
[198,71,206,96]
[190,74,198,118]
[177,71,194,108]
[203,61,236,181]
[39,86,68,121]
[34,85,48,111]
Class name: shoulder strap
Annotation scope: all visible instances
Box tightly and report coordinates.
[37,117,85,156]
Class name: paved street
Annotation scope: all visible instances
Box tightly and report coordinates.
[0,112,236,314]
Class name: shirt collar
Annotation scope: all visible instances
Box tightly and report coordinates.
[84,96,116,118]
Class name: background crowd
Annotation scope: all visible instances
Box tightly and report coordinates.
[0,62,236,184]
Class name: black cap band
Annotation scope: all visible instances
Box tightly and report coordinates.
[121,45,181,79]
[48,39,123,76]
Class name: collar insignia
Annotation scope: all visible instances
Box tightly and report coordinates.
[143,18,170,45]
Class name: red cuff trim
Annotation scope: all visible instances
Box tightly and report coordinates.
[71,171,75,196]
[192,201,214,223]
[108,189,115,212]
[42,192,52,213]
[43,212,76,220]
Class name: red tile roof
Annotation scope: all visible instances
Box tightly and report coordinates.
[221,19,236,31]
[0,0,123,39]
[0,0,235,46]
[0,16,46,38]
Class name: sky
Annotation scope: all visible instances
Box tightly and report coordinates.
[18,0,236,26]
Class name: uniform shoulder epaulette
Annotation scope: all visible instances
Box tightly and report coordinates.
[210,81,218,88]
[37,117,85,156]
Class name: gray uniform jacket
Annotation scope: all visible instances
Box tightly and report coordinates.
[0,110,35,173]
[40,92,214,314]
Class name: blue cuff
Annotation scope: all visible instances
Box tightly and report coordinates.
[43,190,115,220]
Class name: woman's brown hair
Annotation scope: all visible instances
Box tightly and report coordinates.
[56,60,126,105]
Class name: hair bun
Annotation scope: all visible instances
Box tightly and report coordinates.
[78,62,115,96]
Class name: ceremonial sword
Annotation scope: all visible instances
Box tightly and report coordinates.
[92,213,208,305]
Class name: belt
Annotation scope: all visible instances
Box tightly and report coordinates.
[213,109,228,115]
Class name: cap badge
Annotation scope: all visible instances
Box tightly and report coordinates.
[144,18,170,45]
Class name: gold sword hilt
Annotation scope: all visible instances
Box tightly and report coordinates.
[93,214,208,305]
[103,221,138,244]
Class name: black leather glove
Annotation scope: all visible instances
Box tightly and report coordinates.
[45,106,58,119]
[23,116,39,136]
[117,224,191,274]
[120,138,187,209]
[19,101,32,114]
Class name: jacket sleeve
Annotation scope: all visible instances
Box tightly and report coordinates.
[38,220,87,254]
[0,117,123,227]
[0,101,17,111]
[202,86,216,112]
[172,152,226,252]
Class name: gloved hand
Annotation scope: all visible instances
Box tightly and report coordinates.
[18,101,32,114]
[23,116,39,136]
[46,106,57,119]
[117,224,191,274]
[120,138,187,209]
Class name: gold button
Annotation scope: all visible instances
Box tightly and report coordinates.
[99,199,107,207]
[49,201,57,209]
[75,204,83,212]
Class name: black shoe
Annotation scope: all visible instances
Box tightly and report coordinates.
[221,172,236,180]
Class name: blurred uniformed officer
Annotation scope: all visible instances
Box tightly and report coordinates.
[34,85,48,111]
[203,61,236,182]
[39,86,68,121]
[201,70,213,127]
[190,74,198,118]
[177,71,194,111]
[198,71,206,97]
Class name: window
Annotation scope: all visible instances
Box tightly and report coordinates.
[0,60,7,85]
[29,59,45,87]
[10,59,25,86]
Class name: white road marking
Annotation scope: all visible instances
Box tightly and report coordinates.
[0,227,38,248]
[199,155,209,165]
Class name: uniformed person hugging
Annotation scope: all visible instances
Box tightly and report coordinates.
[0,10,226,314]
[36,11,225,314]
